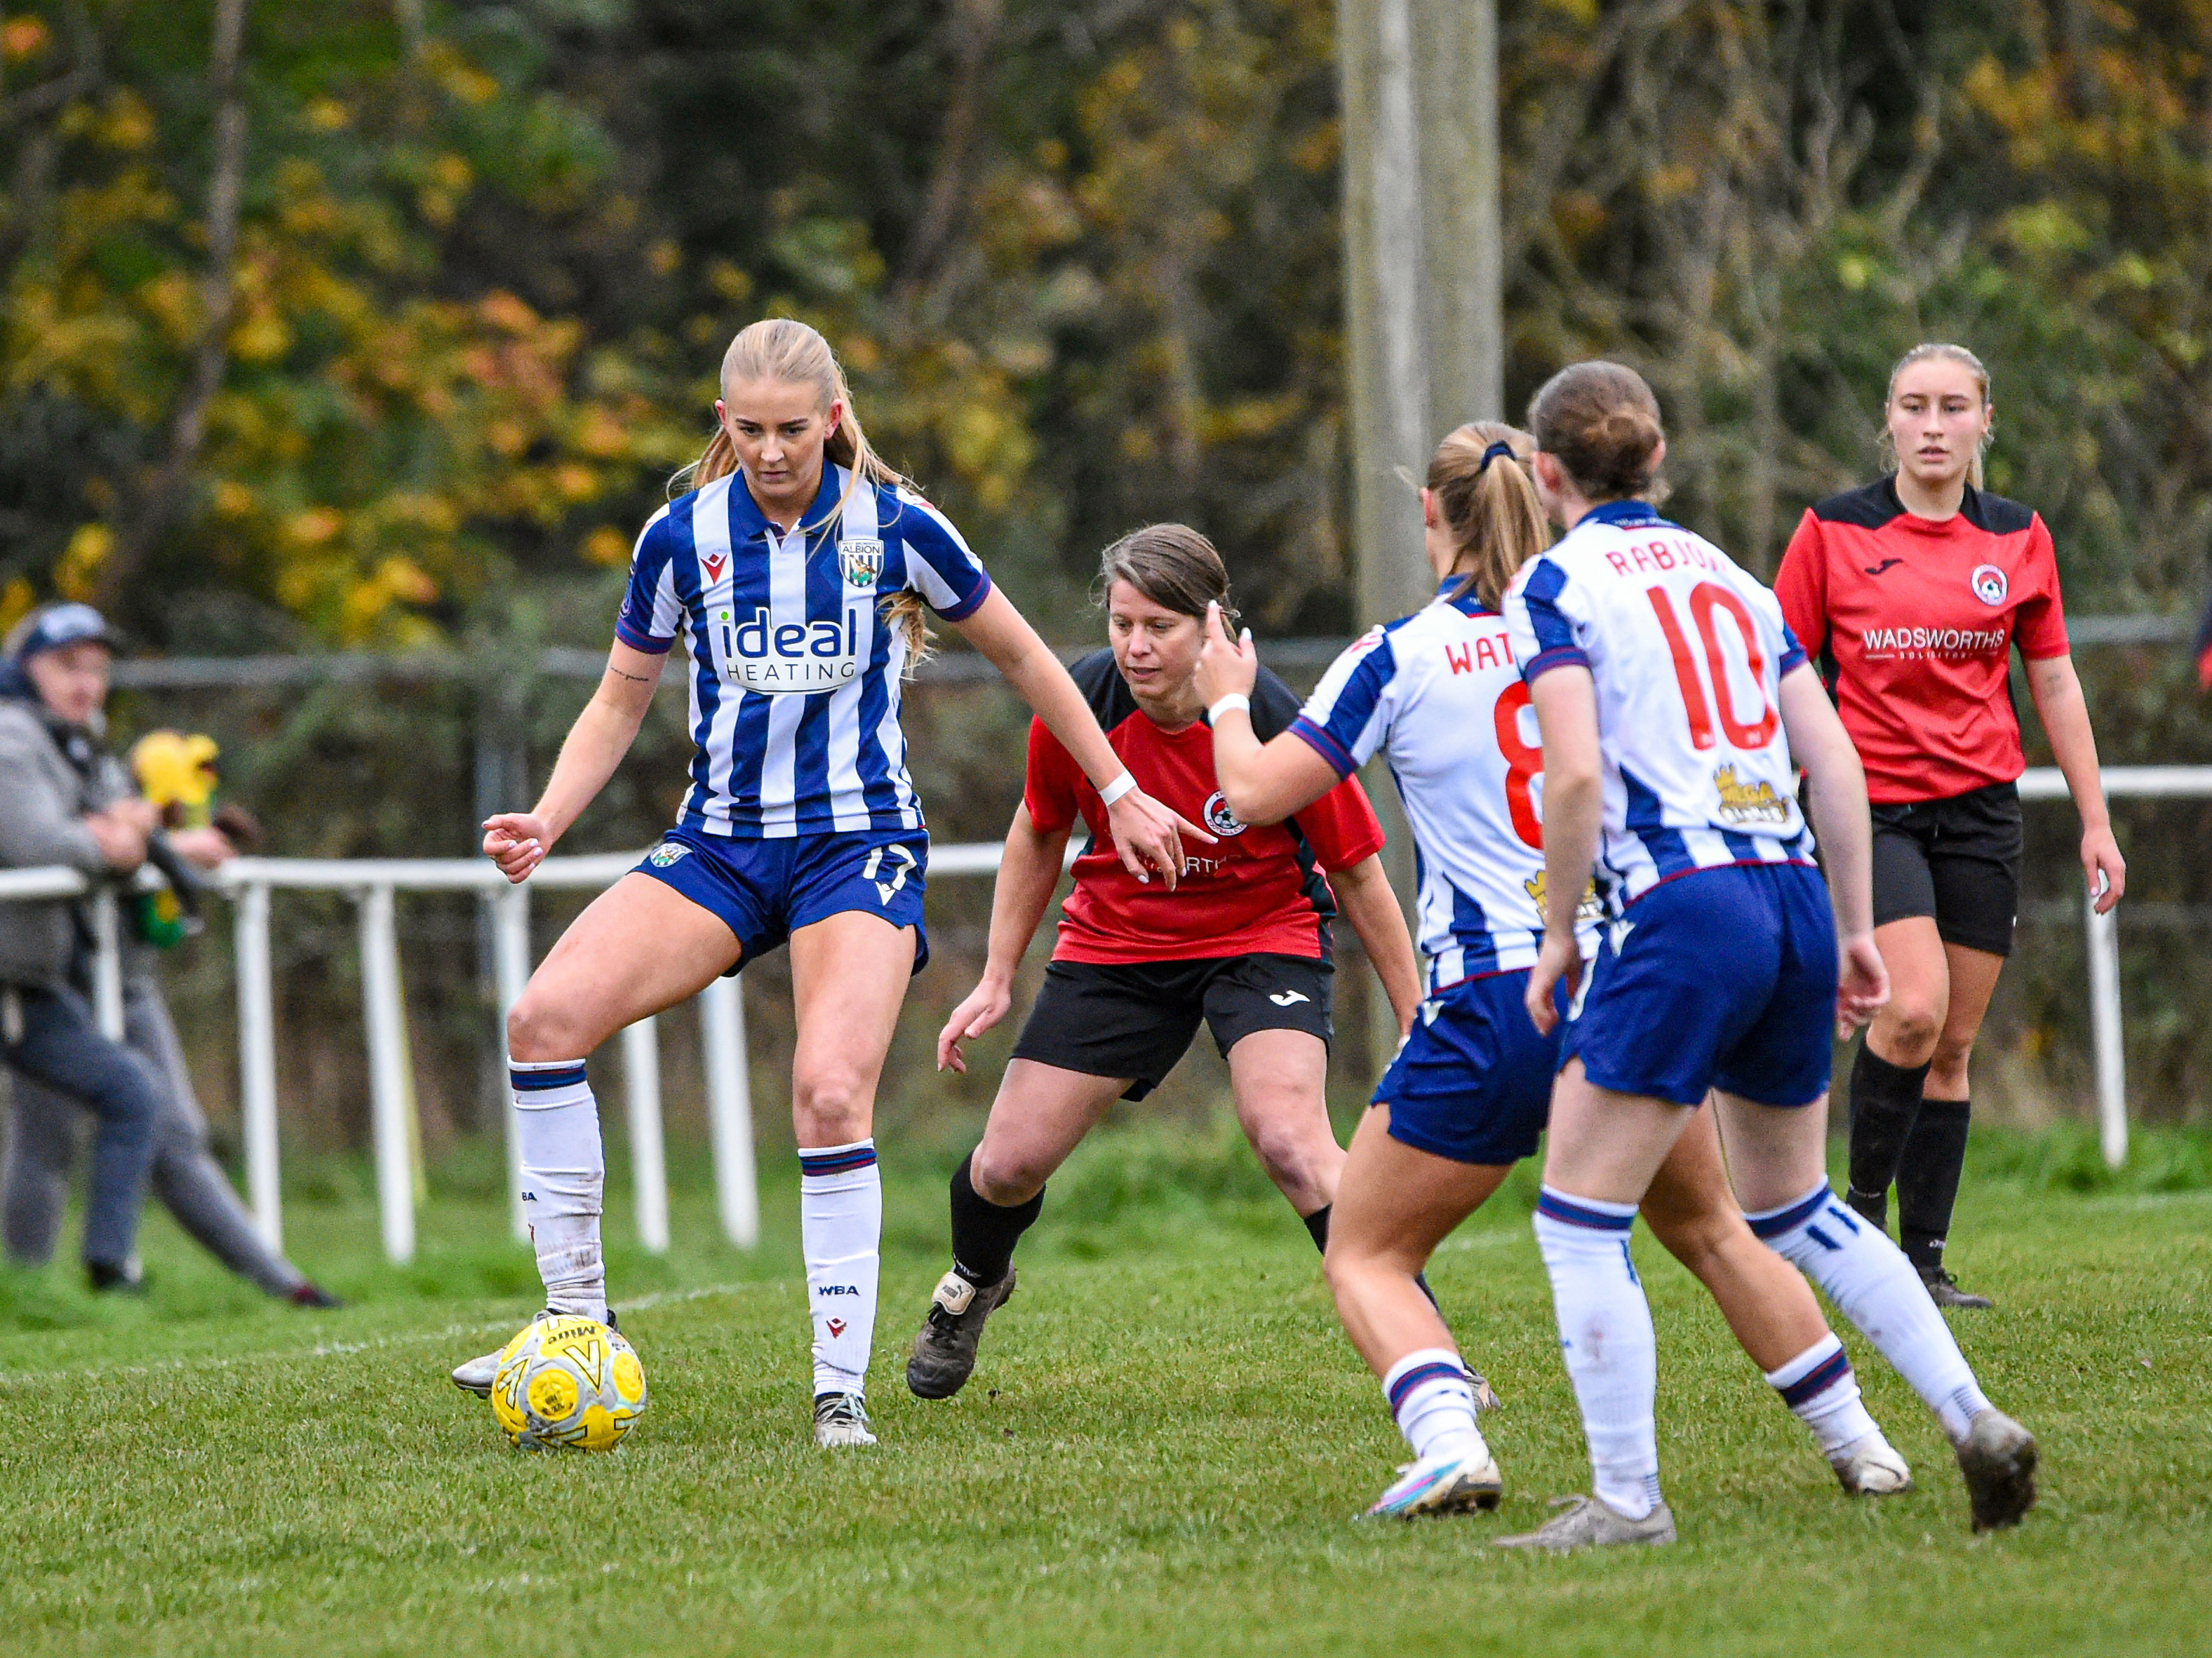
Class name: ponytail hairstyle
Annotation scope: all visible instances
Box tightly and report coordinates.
[677,318,935,664]
[1426,422,1551,609]
[1527,360,1668,504]
[1094,523,1240,631]
[1878,342,1993,490]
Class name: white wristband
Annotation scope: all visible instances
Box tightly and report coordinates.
[1097,770,1138,807]
[1207,693,1252,724]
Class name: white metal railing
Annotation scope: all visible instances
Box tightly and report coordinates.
[0,764,2196,1251]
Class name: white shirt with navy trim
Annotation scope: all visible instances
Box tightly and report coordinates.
[1502,500,1814,913]
[1292,583,1600,993]
[615,466,991,838]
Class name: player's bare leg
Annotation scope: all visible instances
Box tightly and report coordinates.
[451,875,739,1395]
[1225,1028,1343,1221]
[789,910,918,1446]
[1720,1089,2037,1530]
[1325,1106,1510,1518]
[909,1060,1127,1400]
[1641,1104,1909,1494]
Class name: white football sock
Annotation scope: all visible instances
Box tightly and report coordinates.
[800,1140,882,1398]
[1382,1348,1487,1463]
[1748,1182,1991,1442]
[1764,1331,1879,1459]
[1533,1188,1662,1520]
[511,1058,606,1323]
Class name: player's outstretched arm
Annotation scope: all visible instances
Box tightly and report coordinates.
[949,586,1210,889]
[938,805,1070,1074]
[2025,652,2125,915]
[1193,600,1343,826]
[481,642,664,882]
[1524,665,1603,1035]
[1778,663,1889,1034]
[1332,854,1423,1038]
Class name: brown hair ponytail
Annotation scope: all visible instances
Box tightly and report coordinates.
[1426,423,1551,609]
[675,318,935,666]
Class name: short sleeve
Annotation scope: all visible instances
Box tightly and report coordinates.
[1287,773,1387,873]
[2013,514,2070,660]
[1021,716,1083,835]
[1289,627,1400,777]
[894,492,993,622]
[1506,556,1590,682]
[1773,511,1830,662]
[613,508,682,654]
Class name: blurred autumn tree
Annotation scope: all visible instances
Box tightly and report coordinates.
[3,1,2209,1131]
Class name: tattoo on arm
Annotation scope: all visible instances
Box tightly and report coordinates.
[609,667,653,683]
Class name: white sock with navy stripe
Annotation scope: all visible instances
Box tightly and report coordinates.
[800,1140,881,1399]
[1747,1182,1990,1443]
[1764,1332,1878,1459]
[511,1058,606,1323]
[1532,1187,1662,1520]
[1381,1348,1487,1463]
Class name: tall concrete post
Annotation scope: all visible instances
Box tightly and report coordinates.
[1338,0,1501,1051]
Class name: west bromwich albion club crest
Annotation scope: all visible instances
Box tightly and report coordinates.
[839,537,885,591]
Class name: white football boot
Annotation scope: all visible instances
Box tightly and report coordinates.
[450,1308,617,1397]
[1361,1443,1504,1519]
[1494,1493,1677,1553]
[812,1391,877,1448]
[1831,1431,1914,1495]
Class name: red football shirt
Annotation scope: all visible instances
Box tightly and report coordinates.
[1024,652,1386,964]
[1775,477,2069,804]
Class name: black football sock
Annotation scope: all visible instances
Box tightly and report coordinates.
[1299,1202,1438,1307]
[948,1152,1042,1288]
[1896,1096,1971,1274]
[1846,1044,1930,1232]
[1301,1204,1333,1253]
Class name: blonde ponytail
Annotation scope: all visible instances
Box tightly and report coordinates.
[1427,422,1551,609]
[674,318,934,666]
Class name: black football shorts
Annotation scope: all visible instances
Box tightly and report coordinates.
[1869,780,2023,957]
[1010,954,1334,1101]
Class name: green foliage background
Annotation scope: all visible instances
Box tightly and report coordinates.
[1,0,2208,1139]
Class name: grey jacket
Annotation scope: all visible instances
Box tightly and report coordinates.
[0,666,117,988]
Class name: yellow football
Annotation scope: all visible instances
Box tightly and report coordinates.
[488,1314,648,1452]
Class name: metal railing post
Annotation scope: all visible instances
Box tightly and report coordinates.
[622,1016,671,1253]
[358,883,416,1263]
[2086,882,2127,1169]
[234,881,283,1251]
[490,882,532,1241]
[89,890,123,1040]
[699,974,759,1248]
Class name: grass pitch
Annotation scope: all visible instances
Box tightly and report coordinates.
[1,1124,2206,1657]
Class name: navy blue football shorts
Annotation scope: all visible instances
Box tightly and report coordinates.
[1563,861,1836,1108]
[633,823,929,975]
[1373,969,1568,1167]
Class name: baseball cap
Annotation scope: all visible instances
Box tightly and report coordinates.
[6,602,123,662]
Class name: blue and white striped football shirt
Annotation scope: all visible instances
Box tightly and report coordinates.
[615,465,991,837]
[1503,500,1815,914]
[1292,583,1601,994]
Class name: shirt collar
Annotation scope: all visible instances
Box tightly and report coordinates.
[1578,499,1668,530]
[727,464,847,544]
[1435,575,1496,615]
